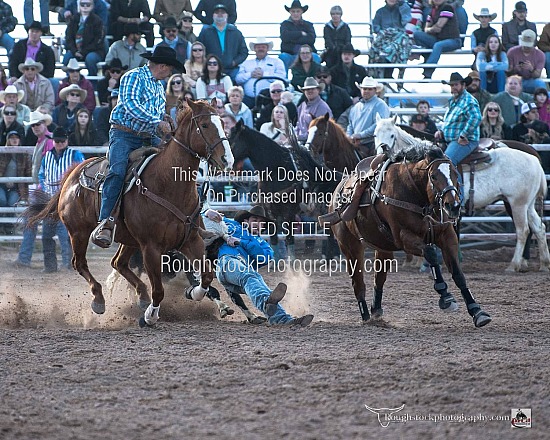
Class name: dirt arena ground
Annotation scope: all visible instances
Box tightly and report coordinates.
[0,242,548,439]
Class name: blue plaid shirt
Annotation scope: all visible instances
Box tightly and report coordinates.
[110,65,166,135]
[442,90,481,143]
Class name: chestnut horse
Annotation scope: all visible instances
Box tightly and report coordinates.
[325,147,492,327]
[29,100,234,326]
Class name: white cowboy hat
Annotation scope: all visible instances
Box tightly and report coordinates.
[299,76,325,92]
[24,110,53,126]
[356,77,379,89]
[0,85,25,103]
[249,37,273,52]
[62,58,83,72]
[18,57,44,74]
[473,8,497,21]
[59,84,88,102]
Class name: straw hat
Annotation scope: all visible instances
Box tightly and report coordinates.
[0,85,25,103]
[24,110,53,126]
[473,8,497,21]
[18,58,44,74]
[59,84,88,102]
[249,37,274,52]
[356,77,379,89]
[62,58,83,72]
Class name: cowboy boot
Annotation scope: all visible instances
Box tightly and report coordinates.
[91,217,116,248]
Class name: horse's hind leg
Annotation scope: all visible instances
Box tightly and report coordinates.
[526,203,550,271]
[506,202,530,272]
[111,244,151,311]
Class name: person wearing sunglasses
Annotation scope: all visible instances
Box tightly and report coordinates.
[154,16,190,73]
[183,42,206,95]
[57,58,96,113]
[480,103,512,140]
[0,85,31,126]
[152,0,192,34]
[13,58,55,113]
[0,105,25,146]
[165,73,188,115]
[254,80,297,130]
[195,54,233,103]
[62,0,105,77]
[308,65,351,120]
[97,58,127,106]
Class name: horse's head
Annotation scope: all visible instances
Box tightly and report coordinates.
[175,99,234,171]
[374,114,399,155]
[423,149,461,221]
[228,119,252,163]
[305,113,330,160]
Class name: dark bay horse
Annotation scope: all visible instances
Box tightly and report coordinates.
[229,120,340,259]
[325,147,492,327]
[29,99,234,326]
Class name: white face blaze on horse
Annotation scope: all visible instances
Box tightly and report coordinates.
[211,114,234,170]
[304,125,318,149]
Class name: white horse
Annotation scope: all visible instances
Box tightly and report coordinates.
[374,115,550,272]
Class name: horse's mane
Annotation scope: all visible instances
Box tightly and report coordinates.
[384,123,437,162]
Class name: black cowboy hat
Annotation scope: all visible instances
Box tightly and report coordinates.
[285,1,308,13]
[162,16,180,30]
[104,57,128,71]
[341,42,360,57]
[48,126,68,141]
[441,72,472,86]
[234,205,274,223]
[140,46,185,71]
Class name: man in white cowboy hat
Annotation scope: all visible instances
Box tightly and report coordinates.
[235,37,287,108]
[502,1,537,51]
[91,45,185,248]
[0,85,31,125]
[471,8,498,56]
[154,16,190,72]
[56,58,96,113]
[296,77,332,142]
[53,83,87,133]
[14,58,55,112]
[346,77,389,153]
[203,206,314,327]
[507,29,546,94]
[105,23,148,71]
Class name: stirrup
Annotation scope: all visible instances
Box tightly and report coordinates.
[91,217,115,248]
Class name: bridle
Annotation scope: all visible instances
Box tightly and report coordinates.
[421,158,460,223]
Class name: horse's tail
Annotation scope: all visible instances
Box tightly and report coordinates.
[26,190,61,227]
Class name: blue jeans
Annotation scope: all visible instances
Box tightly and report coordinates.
[99,128,160,220]
[278,52,322,74]
[0,186,19,207]
[520,78,547,94]
[480,70,506,93]
[413,32,462,78]
[0,33,15,54]
[17,220,37,265]
[24,0,50,27]
[216,254,293,324]
[545,52,550,79]
[63,50,102,76]
[445,139,479,203]
[42,219,71,270]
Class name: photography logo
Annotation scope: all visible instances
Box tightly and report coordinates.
[364,404,405,427]
[511,408,531,429]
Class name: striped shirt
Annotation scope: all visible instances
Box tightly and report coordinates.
[442,90,481,143]
[110,65,166,135]
[39,147,84,196]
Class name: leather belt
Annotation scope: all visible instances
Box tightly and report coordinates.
[111,124,152,138]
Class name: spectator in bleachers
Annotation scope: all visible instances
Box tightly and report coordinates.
[195,54,232,103]
[169,90,194,121]
[0,0,17,56]
[346,77,390,155]
[507,29,546,94]
[235,37,287,109]
[0,131,31,213]
[105,24,148,71]
[183,41,206,96]
[502,1,537,52]
[178,11,197,44]
[260,105,291,147]
[57,58,96,113]
[97,58,126,106]
[254,80,297,130]
[165,73,187,115]
[68,107,99,147]
[194,0,237,26]
[296,77,333,143]
[322,5,352,69]
[279,1,320,72]
[480,102,512,140]
[538,22,550,78]
[313,66,352,121]
[533,87,550,125]
[0,85,31,125]
[23,104,57,146]
[52,83,87,132]
[213,97,226,116]
[14,58,55,112]
[62,0,105,77]
[415,99,438,134]
[489,75,532,128]
[476,35,508,93]
[95,89,117,145]
[9,21,56,83]
[421,0,467,37]
[330,43,367,103]
[371,0,412,79]
[0,63,8,91]
[0,105,25,145]
[224,85,253,128]
[465,71,492,117]
[290,45,320,91]
[64,0,109,33]
[155,17,190,73]
[198,4,248,82]
[414,0,461,79]
[471,8,498,59]
[110,0,155,48]
[24,0,51,35]
[152,0,192,29]
[405,0,424,37]
[511,102,550,144]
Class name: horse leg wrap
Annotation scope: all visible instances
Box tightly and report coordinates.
[358,300,370,321]
[185,284,208,301]
[144,304,160,325]
[468,302,492,327]
[430,264,458,311]
[371,287,383,317]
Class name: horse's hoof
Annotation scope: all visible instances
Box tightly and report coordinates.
[138,316,155,328]
[219,307,235,319]
[473,310,492,328]
[138,299,151,312]
[370,308,383,318]
[91,301,105,315]
[505,264,520,272]
[439,298,459,313]
[248,316,267,324]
